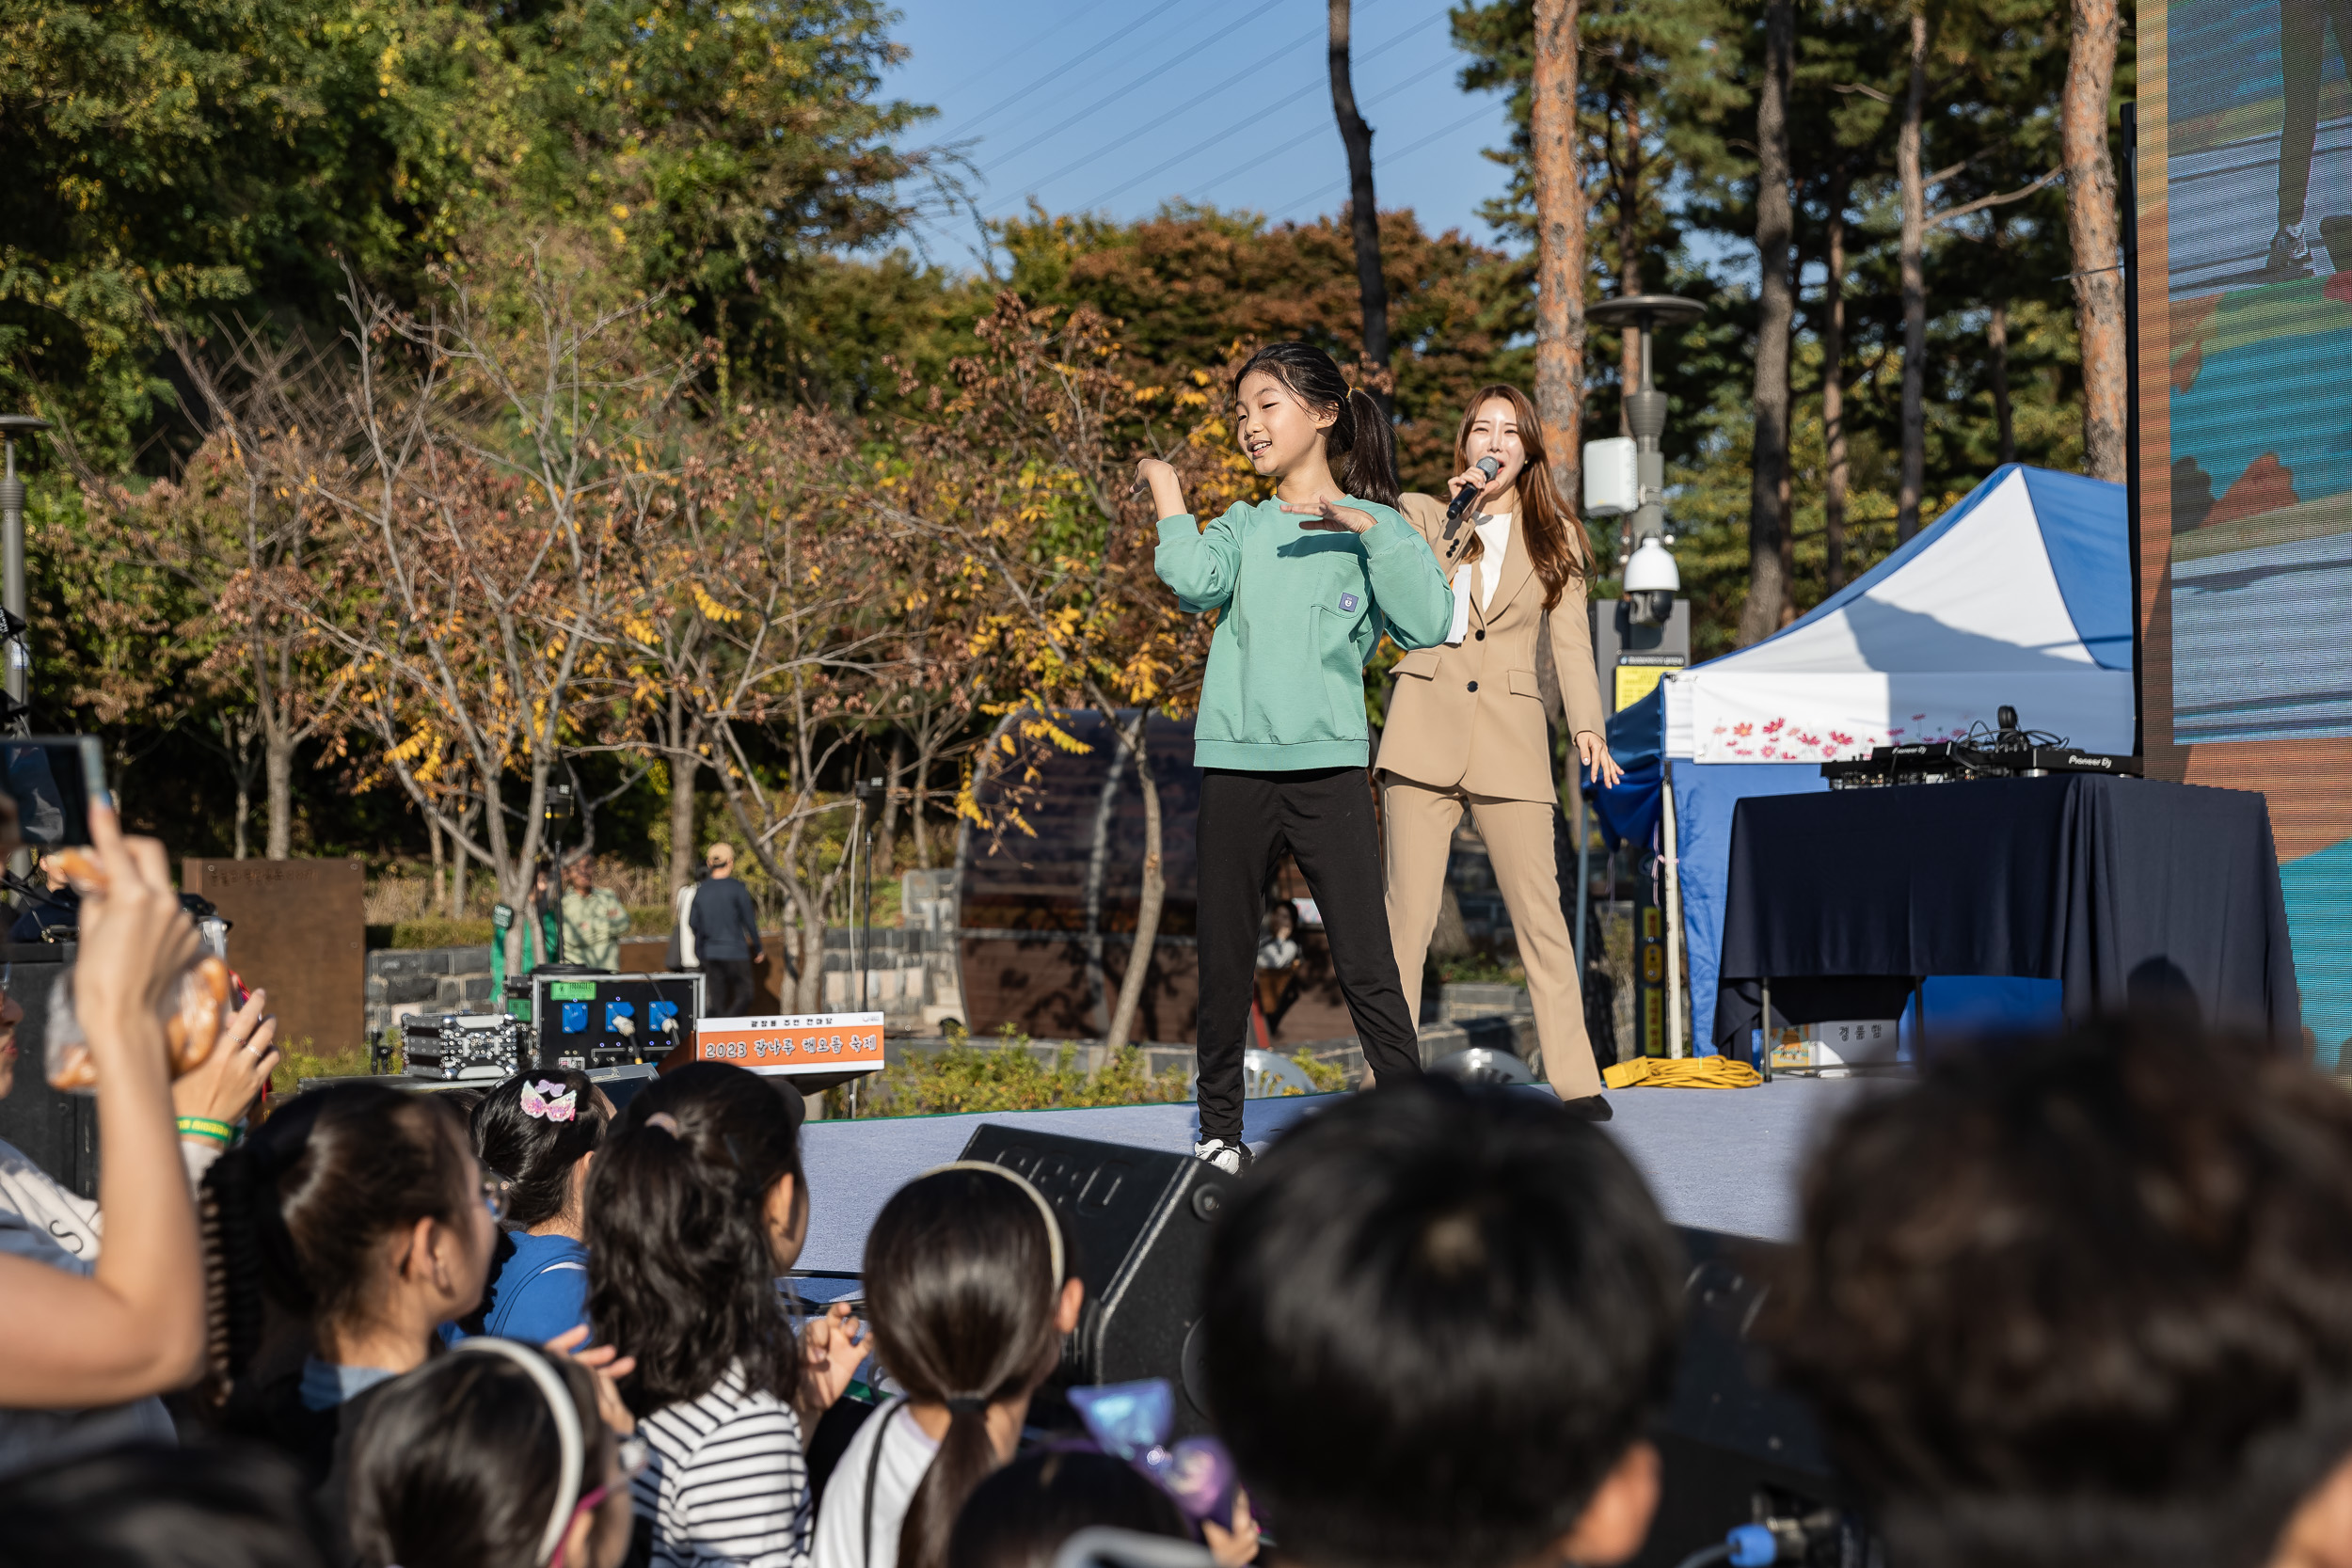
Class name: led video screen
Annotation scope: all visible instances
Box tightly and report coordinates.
[2139,0,2352,1062]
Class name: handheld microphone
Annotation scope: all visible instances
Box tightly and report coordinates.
[1442,456,1502,552]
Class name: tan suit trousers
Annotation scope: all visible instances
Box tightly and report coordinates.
[1381,777,1604,1101]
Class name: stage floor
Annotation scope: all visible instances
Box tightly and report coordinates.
[794,1077,1873,1280]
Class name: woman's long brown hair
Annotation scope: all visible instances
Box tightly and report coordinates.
[1452,384,1588,610]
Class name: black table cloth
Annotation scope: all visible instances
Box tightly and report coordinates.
[1712,775,2300,1053]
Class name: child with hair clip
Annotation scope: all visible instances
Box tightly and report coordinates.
[586,1063,864,1568]
[351,1337,638,1568]
[812,1164,1084,1568]
[1143,341,1455,1176]
[453,1068,614,1345]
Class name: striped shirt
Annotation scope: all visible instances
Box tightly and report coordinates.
[634,1364,812,1568]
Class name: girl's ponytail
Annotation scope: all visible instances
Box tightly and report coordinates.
[867,1166,1071,1568]
[1338,386,1401,510]
[197,1146,269,1409]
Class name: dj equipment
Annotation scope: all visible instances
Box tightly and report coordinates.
[1439,454,1503,550]
[1822,705,2141,790]
[532,970,702,1071]
[403,1011,528,1082]
[955,1123,1232,1439]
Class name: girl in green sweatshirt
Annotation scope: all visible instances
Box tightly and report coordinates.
[1143,341,1454,1173]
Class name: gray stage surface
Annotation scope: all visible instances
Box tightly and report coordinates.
[792,1078,1875,1280]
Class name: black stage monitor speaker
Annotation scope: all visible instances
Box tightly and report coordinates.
[955,1123,1233,1438]
[1632,1227,1872,1568]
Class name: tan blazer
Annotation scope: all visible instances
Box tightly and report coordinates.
[1375,492,1609,804]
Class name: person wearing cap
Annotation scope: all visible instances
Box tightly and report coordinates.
[558,856,631,972]
[689,844,764,1019]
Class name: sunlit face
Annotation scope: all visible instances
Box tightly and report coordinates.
[1234,371,1336,482]
[1462,397,1532,494]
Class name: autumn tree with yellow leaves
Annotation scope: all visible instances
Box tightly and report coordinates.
[184,245,693,969]
[857,293,1251,1051]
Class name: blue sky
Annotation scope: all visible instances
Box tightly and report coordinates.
[875,0,1525,274]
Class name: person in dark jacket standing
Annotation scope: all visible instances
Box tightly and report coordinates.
[688,843,763,1019]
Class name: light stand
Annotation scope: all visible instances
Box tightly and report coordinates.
[537,782,576,968]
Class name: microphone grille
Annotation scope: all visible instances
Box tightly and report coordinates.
[1478,455,1501,478]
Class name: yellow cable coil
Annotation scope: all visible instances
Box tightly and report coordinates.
[1602,1055,1763,1090]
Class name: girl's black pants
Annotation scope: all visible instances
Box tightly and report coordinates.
[1194,766,1422,1140]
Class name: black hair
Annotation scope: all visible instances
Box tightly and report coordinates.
[1200,1079,1680,1568]
[349,1345,613,1568]
[1232,342,1401,509]
[200,1082,475,1402]
[473,1069,610,1230]
[946,1449,1190,1568]
[586,1062,806,1413]
[0,1442,330,1568]
[866,1167,1071,1568]
[1769,1017,2352,1568]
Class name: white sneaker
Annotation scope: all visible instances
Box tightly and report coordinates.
[1193,1138,1253,1176]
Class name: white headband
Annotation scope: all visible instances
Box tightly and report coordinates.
[454,1338,586,1565]
[921,1161,1067,1285]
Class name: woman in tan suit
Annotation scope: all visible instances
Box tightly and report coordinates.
[1377,384,1622,1111]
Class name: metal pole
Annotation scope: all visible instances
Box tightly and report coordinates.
[3,435,24,716]
[1662,756,1684,1059]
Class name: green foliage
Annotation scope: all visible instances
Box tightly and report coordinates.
[842,1030,1189,1117]
[1433,952,1529,987]
[269,1040,378,1097]
[1290,1050,1352,1094]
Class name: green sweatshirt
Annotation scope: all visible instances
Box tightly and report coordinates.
[1156,494,1454,771]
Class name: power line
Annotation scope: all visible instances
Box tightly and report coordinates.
[987,16,1330,212]
[1068,13,1450,214]
[1168,55,1459,211]
[1264,100,1501,221]
[978,0,1286,178]
[942,0,1196,142]
[926,0,1115,111]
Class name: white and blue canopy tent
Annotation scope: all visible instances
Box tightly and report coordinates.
[1603,464,2135,1052]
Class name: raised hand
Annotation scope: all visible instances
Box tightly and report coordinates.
[1136,457,1185,520]
[544,1323,641,1435]
[801,1300,866,1413]
[171,987,279,1126]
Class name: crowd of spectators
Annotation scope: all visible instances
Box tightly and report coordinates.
[1,806,2346,1568]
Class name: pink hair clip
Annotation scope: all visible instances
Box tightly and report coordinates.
[520,1080,578,1123]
